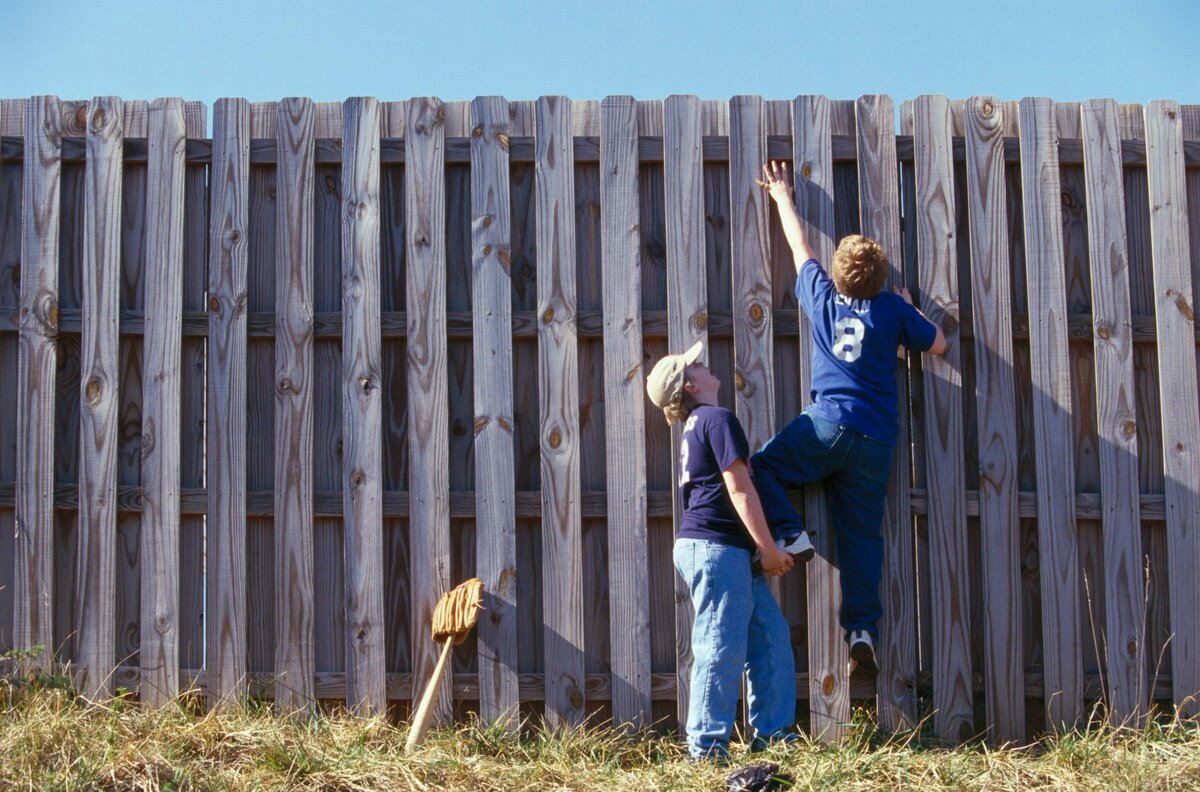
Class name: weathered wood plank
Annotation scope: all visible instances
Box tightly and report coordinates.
[855,94,918,730]
[75,96,123,697]
[342,97,386,714]
[244,102,278,686]
[792,94,850,741]
[312,100,346,689]
[1080,98,1146,724]
[114,99,147,688]
[206,98,250,705]
[469,95,520,727]
[599,95,651,729]
[139,97,186,705]
[404,96,451,723]
[913,94,974,743]
[14,96,61,671]
[1017,96,1083,731]
[664,94,707,728]
[963,96,1024,742]
[0,482,1184,522]
[729,95,775,461]
[272,97,316,712]
[0,100,15,656]
[535,96,585,729]
[178,101,207,677]
[1144,100,1200,717]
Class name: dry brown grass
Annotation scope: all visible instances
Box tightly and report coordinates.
[2,666,1199,791]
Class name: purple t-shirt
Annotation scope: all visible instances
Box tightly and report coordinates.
[676,405,755,552]
[796,258,937,444]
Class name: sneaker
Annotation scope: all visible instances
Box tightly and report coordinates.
[848,630,877,677]
[750,532,815,573]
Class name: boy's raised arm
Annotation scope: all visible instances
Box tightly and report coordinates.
[757,160,818,272]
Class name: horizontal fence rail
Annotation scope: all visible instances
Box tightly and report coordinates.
[1,94,1198,744]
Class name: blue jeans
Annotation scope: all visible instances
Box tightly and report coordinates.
[750,408,893,643]
[673,538,796,759]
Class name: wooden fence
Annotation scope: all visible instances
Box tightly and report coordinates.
[0,94,1198,745]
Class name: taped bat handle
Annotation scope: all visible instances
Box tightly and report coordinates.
[405,635,455,752]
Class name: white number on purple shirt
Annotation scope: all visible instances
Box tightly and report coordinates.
[833,316,866,362]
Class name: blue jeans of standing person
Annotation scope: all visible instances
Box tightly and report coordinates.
[672,537,796,759]
[750,408,893,643]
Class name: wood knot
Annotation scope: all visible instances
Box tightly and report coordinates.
[497,249,512,276]
[1061,190,1075,209]
[1173,294,1194,322]
[140,429,156,458]
[74,105,88,129]
[85,377,103,407]
[748,302,765,322]
[695,312,708,329]
[981,101,994,118]
[482,215,493,227]
[1096,323,1110,340]
[209,297,220,311]
[1121,419,1136,438]
[230,230,240,243]
[91,108,106,130]
[801,163,812,179]
[568,687,583,709]
[822,674,835,696]
[1177,443,1185,453]
[542,307,555,324]
[472,124,484,137]
[1168,109,1177,120]
[548,429,562,449]
[497,417,512,434]
[1127,640,1138,656]
[350,470,366,488]
[277,377,293,394]
[497,132,510,149]
[734,371,746,391]
[624,362,640,382]
[473,416,490,435]
[483,244,492,256]
[358,376,374,393]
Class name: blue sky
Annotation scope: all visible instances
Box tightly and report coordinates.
[2,0,1196,115]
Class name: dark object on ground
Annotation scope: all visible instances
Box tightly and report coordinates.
[726,761,793,791]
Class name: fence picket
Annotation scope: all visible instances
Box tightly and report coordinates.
[206,98,250,705]
[178,102,207,675]
[792,94,850,741]
[273,97,316,712]
[471,95,521,727]
[599,95,652,729]
[964,96,1024,743]
[343,96,386,714]
[855,94,919,731]
[663,94,707,728]
[405,95,451,724]
[1017,96,1084,731]
[729,95,775,468]
[15,95,62,671]
[140,97,186,705]
[1143,100,1200,718]
[536,95,585,729]
[76,96,123,698]
[913,94,974,744]
[1080,99,1146,726]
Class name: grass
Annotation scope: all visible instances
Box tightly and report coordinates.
[2,663,1200,790]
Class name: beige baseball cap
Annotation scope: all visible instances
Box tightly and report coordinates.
[646,341,704,408]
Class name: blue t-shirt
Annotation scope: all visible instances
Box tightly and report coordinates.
[676,405,755,552]
[796,258,937,445]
